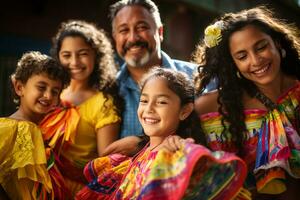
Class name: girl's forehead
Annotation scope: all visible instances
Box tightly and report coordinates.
[142,77,175,95]
[143,76,168,88]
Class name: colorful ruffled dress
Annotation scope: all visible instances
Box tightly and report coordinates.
[200,82,300,195]
[76,142,249,200]
[0,118,52,200]
[40,92,120,197]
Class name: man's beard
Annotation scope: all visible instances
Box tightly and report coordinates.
[122,40,152,68]
[125,51,151,68]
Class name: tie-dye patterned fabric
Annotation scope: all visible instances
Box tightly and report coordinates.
[76,142,248,200]
[200,82,300,194]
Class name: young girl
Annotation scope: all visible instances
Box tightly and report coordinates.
[40,20,122,197]
[76,68,250,200]
[0,51,69,199]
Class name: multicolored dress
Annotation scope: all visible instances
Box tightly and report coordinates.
[0,118,52,200]
[76,142,249,200]
[40,92,120,197]
[200,82,300,195]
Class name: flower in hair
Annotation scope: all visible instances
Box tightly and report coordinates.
[204,21,223,48]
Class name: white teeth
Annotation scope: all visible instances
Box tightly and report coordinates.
[129,46,143,52]
[38,100,50,107]
[71,68,83,73]
[253,65,268,74]
[144,118,159,124]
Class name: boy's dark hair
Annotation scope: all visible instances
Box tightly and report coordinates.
[11,51,70,105]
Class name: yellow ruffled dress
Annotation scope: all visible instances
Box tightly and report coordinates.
[0,118,52,200]
[41,92,120,197]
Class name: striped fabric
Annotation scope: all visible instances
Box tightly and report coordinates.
[200,82,300,194]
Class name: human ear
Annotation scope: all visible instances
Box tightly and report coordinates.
[179,103,194,120]
[158,26,164,42]
[274,40,281,48]
[112,30,116,40]
[274,41,286,58]
[12,77,24,97]
[112,22,117,41]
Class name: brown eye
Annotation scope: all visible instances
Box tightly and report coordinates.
[236,53,247,61]
[257,44,267,51]
[51,90,59,97]
[256,40,268,51]
[36,85,46,91]
[139,99,148,104]
[119,28,129,34]
[79,52,88,56]
[137,25,148,31]
[157,101,167,105]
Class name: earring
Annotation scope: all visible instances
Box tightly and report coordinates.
[179,114,186,121]
[281,49,286,58]
[236,71,241,79]
[13,99,20,105]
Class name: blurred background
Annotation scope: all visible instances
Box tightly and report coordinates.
[1,0,300,116]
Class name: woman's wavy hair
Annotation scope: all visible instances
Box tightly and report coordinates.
[140,67,206,145]
[51,20,123,114]
[193,6,300,154]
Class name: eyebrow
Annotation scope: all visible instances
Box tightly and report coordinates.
[140,93,171,98]
[136,21,149,26]
[36,81,61,90]
[233,39,267,55]
[116,20,149,29]
[36,80,48,85]
[60,48,91,54]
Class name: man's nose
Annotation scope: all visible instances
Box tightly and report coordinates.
[128,29,140,43]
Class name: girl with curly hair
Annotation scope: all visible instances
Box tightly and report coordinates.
[40,20,123,197]
[194,6,300,199]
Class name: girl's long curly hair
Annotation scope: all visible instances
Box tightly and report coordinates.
[51,20,123,114]
[193,6,300,154]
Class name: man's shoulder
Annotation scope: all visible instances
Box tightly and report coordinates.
[169,59,197,78]
[161,51,196,75]
[172,58,197,69]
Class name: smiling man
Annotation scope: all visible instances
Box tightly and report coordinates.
[110,0,197,138]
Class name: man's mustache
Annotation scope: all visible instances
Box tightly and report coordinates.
[123,41,149,53]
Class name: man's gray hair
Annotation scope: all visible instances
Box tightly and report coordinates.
[110,0,162,30]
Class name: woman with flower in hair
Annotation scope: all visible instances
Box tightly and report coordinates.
[40,20,122,197]
[193,6,300,199]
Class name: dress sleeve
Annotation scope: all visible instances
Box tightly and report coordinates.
[83,93,120,130]
[0,119,52,199]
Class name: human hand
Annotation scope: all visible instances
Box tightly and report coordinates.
[160,135,195,152]
[101,136,143,157]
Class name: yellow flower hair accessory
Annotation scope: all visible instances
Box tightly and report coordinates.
[204,21,224,48]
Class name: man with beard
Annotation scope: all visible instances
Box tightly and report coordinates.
[110,0,197,139]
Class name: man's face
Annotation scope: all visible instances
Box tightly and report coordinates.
[112,5,163,68]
